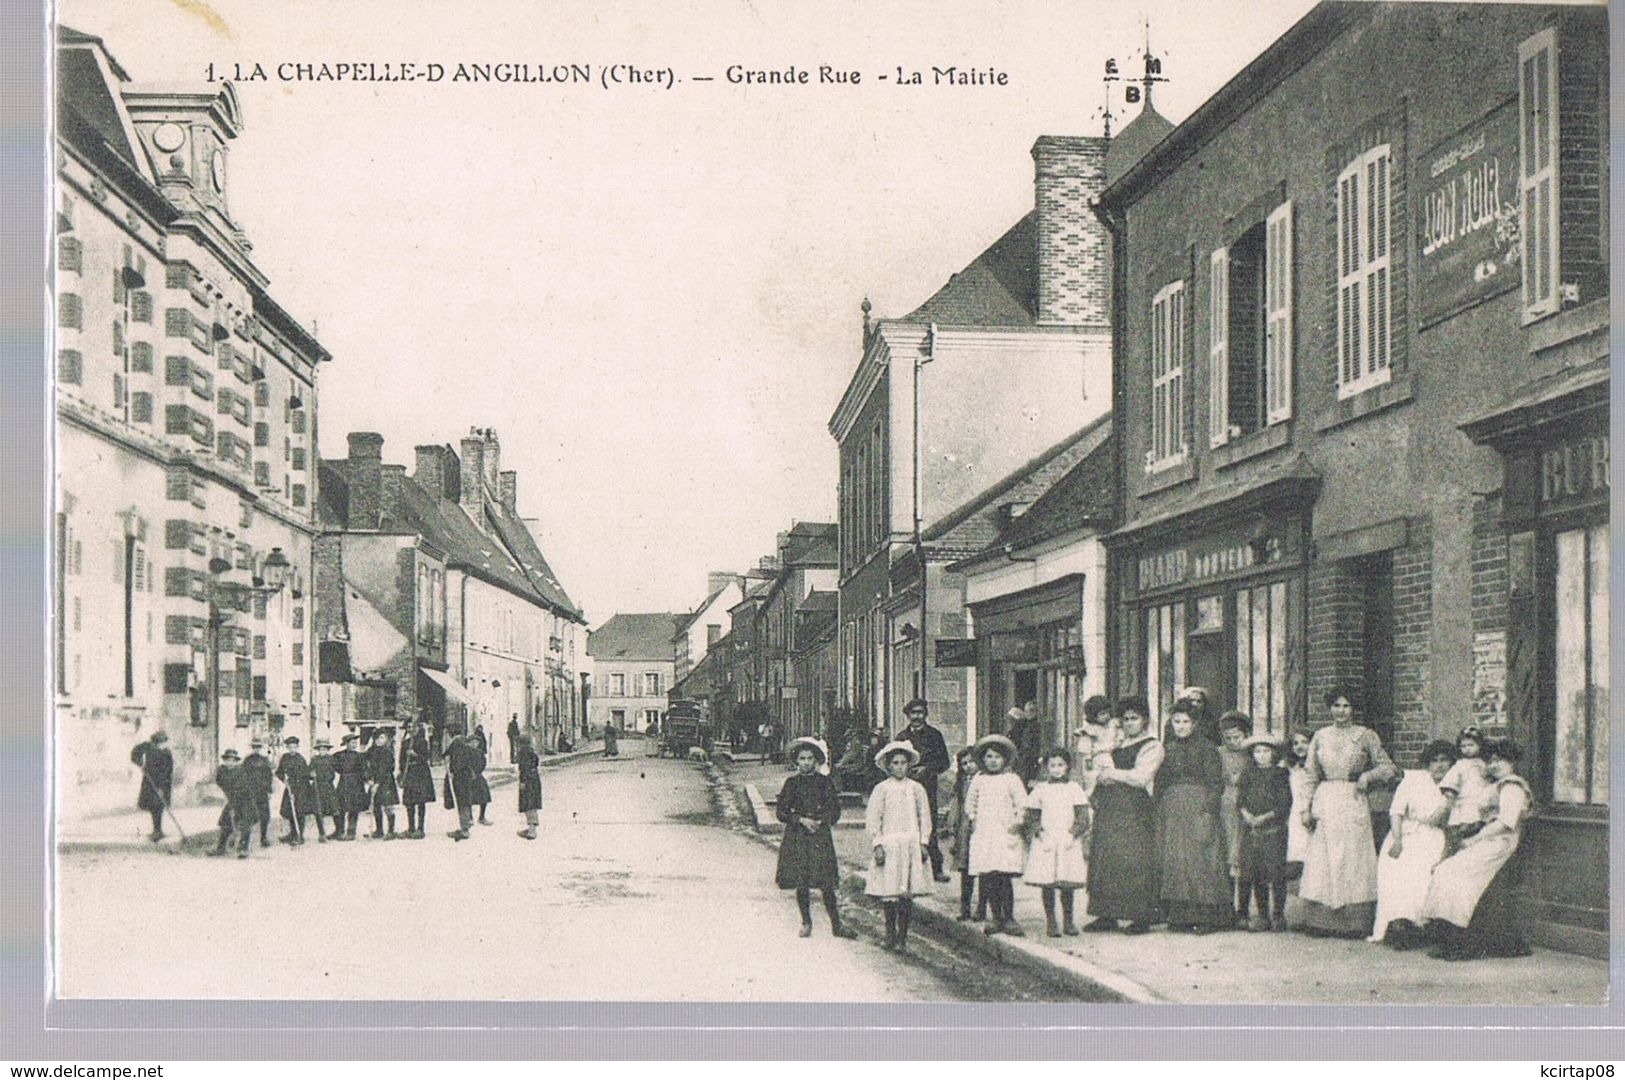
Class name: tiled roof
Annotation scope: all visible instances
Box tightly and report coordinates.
[588,613,680,660]
[922,415,1112,557]
[799,589,839,613]
[895,213,1039,328]
[674,582,732,636]
[998,429,1116,550]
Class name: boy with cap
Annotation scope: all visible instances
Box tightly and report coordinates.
[130,729,173,842]
[242,738,275,847]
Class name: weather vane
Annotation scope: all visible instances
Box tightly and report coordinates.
[1100,18,1171,136]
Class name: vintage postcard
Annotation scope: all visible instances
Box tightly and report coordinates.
[47,0,1610,1009]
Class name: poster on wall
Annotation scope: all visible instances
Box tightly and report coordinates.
[1415,99,1521,326]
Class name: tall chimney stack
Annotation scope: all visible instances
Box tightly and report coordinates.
[380,464,407,526]
[1031,135,1109,326]
[346,432,384,530]
[458,433,485,524]
[414,444,458,502]
[499,470,518,514]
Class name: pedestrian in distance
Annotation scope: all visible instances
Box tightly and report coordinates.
[1084,696,1164,935]
[945,747,986,922]
[1296,683,1398,938]
[893,697,953,883]
[1236,733,1294,931]
[207,749,257,858]
[1021,749,1090,937]
[365,728,401,839]
[965,733,1029,937]
[1216,711,1254,922]
[516,732,543,840]
[602,721,620,759]
[865,741,934,953]
[1371,739,1455,948]
[242,738,275,848]
[507,716,522,762]
[130,729,173,842]
[1156,698,1234,934]
[470,728,494,824]
[275,735,320,844]
[444,732,484,840]
[776,737,858,939]
[332,733,370,840]
[309,737,341,839]
[399,732,435,839]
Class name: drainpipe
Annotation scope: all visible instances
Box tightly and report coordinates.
[1092,197,1129,703]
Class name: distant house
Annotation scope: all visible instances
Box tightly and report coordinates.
[587,612,679,734]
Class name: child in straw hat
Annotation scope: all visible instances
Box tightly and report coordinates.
[866,740,934,952]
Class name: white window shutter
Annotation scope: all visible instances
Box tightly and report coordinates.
[1209,248,1230,447]
[1519,28,1560,321]
[1336,161,1361,391]
[1266,201,1294,423]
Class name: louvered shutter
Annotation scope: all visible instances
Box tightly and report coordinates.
[1265,200,1294,423]
[1208,248,1229,447]
[1519,29,1560,320]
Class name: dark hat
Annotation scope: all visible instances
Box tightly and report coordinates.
[1458,724,1482,742]
[249,737,265,748]
[313,737,333,749]
[339,733,358,745]
[221,748,241,761]
[149,730,169,743]
[903,698,929,717]
[283,735,300,745]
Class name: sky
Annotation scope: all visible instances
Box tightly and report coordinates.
[59,0,1323,626]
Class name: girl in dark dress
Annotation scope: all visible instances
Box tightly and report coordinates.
[309,738,341,838]
[516,735,543,840]
[471,733,494,824]
[1237,733,1294,930]
[775,737,858,939]
[399,734,436,839]
[1084,697,1164,934]
[365,729,401,839]
[1156,699,1234,933]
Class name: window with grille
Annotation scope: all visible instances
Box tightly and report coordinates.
[1148,281,1187,471]
[1336,145,1393,397]
[1519,28,1561,322]
[131,392,152,423]
[130,341,153,373]
[130,292,153,323]
[57,350,83,385]
[59,294,82,330]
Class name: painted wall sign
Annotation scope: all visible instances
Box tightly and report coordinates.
[934,638,978,667]
[1131,518,1303,598]
[1415,102,1521,326]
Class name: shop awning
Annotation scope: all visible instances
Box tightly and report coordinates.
[419,663,478,707]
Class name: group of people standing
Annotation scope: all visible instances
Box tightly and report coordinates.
[129,720,549,857]
[772,685,1536,963]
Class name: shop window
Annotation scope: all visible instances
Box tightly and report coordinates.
[1148,281,1187,471]
[1233,581,1291,736]
[1519,28,1560,322]
[1336,145,1392,397]
[1143,601,1187,734]
[1552,523,1608,805]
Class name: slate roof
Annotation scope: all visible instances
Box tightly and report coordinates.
[588,613,681,661]
[921,414,1113,558]
[1106,101,1176,185]
[674,581,733,637]
[895,213,1039,328]
[991,429,1116,552]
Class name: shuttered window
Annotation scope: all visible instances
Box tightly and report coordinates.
[130,341,153,373]
[59,294,82,330]
[58,237,83,274]
[131,391,153,423]
[130,291,153,323]
[57,349,83,385]
[1148,280,1187,470]
[1336,146,1392,397]
[1519,28,1560,322]
[1208,248,1230,448]
[1264,200,1294,423]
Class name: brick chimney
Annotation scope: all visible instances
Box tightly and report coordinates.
[414,444,459,502]
[458,433,485,524]
[346,431,384,530]
[380,464,407,526]
[499,470,517,513]
[481,429,501,499]
[1031,136,1109,326]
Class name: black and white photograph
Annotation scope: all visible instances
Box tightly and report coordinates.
[42,0,1611,1018]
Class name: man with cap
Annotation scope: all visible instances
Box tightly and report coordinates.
[444,730,485,840]
[208,748,258,858]
[276,735,319,844]
[242,737,275,848]
[331,733,370,840]
[894,698,953,883]
[130,729,173,841]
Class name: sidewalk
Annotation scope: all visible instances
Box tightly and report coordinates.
[724,761,1608,1006]
[57,739,607,853]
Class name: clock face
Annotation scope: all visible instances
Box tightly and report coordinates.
[210,149,226,193]
[152,123,185,153]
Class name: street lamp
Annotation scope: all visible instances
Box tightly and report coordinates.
[203,545,292,755]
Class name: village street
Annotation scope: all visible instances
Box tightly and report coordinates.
[53,753,1078,1002]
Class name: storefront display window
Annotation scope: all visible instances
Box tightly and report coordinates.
[1552,522,1609,805]
[1235,581,1291,734]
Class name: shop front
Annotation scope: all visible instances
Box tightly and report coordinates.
[1462,354,1609,957]
[969,576,1087,752]
[1111,497,1313,739]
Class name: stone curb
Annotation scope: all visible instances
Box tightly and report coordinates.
[742,782,782,834]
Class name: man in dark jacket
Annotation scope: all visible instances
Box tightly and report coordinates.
[208,749,258,858]
[365,728,400,839]
[130,730,173,841]
[331,733,369,840]
[515,734,543,840]
[242,738,275,847]
[275,735,319,844]
[507,716,522,761]
[445,733,484,840]
[894,698,953,882]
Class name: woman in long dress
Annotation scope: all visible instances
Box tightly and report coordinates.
[1156,700,1234,933]
[1371,739,1455,948]
[1421,740,1535,960]
[1297,684,1399,937]
[1084,697,1164,935]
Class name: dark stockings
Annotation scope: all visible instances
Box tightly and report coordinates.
[372,806,397,836]
[981,872,1015,924]
[405,804,425,833]
[796,888,846,931]
[148,807,164,836]
[959,872,977,917]
[343,811,360,838]
[795,888,813,926]
[883,899,914,947]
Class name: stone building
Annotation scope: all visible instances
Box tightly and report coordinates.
[1095,1,1607,954]
[54,27,330,817]
[757,523,838,737]
[586,613,679,735]
[316,428,586,762]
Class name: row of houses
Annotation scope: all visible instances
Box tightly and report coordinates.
[817,3,1606,957]
[53,27,588,824]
